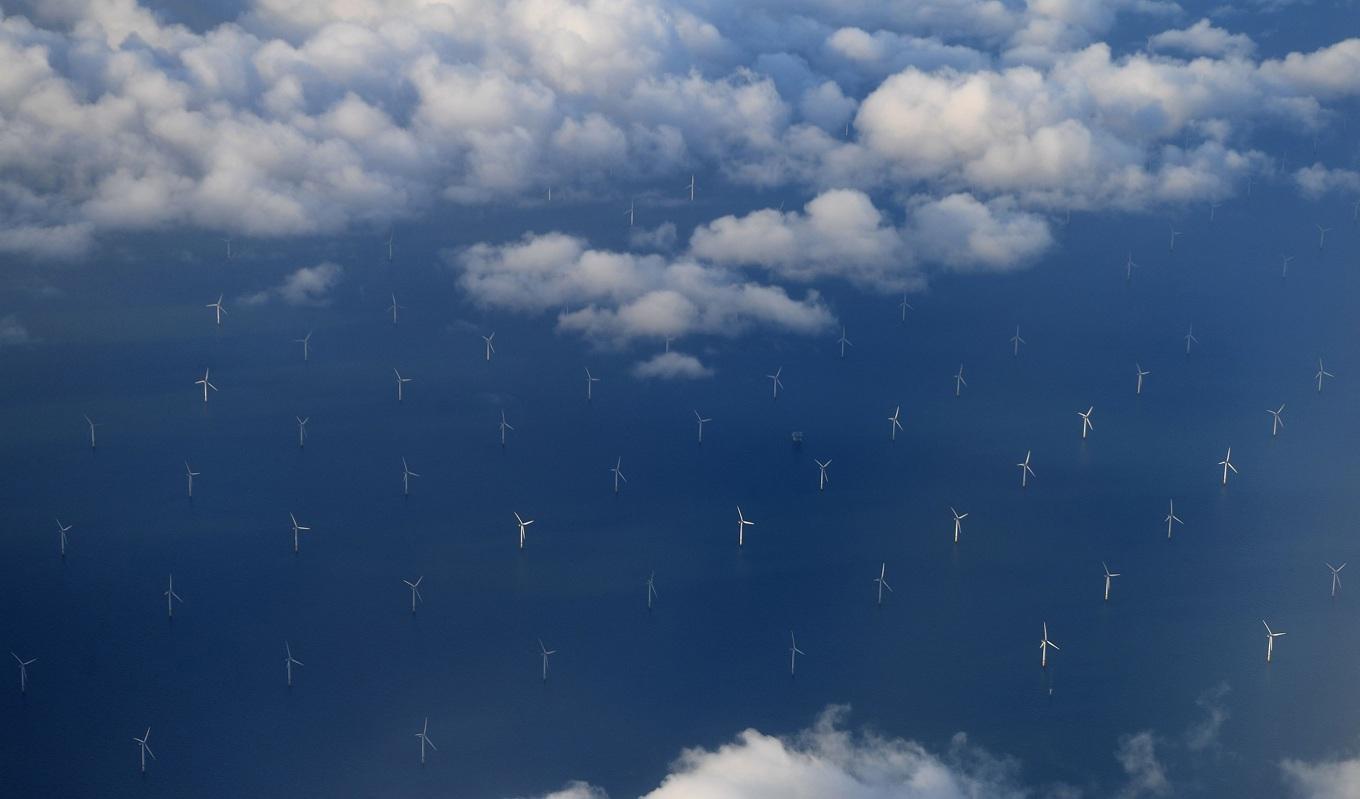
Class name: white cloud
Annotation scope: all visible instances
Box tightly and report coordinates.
[516,781,610,799]
[907,193,1053,271]
[1115,733,1170,798]
[629,222,679,251]
[1294,163,1360,199]
[1282,755,1360,798]
[1150,19,1255,58]
[241,262,344,306]
[633,351,714,379]
[0,314,32,347]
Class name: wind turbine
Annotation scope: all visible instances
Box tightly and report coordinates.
[585,368,600,400]
[184,461,199,498]
[163,574,183,619]
[951,507,968,543]
[482,332,496,361]
[1017,450,1035,488]
[1267,404,1285,436]
[403,577,423,613]
[223,236,233,260]
[646,571,658,610]
[610,457,627,494]
[736,506,755,546]
[1135,364,1150,395]
[899,294,913,322]
[684,174,695,202]
[499,411,514,446]
[1328,562,1346,597]
[415,717,436,764]
[1102,562,1120,601]
[289,513,310,553]
[954,364,967,397]
[1039,623,1060,668]
[515,512,534,549]
[1010,326,1025,356]
[386,230,394,262]
[1125,252,1138,281]
[401,458,420,496]
[56,518,71,557]
[11,652,35,694]
[195,368,218,403]
[387,293,403,325]
[788,631,805,676]
[1281,254,1294,278]
[1219,447,1237,486]
[296,416,308,448]
[1184,325,1199,355]
[1168,223,1182,252]
[888,406,903,441]
[767,367,784,399]
[1077,407,1094,440]
[1209,201,1222,222]
[836,327,852,358]
[815,459,831,491]
[284,642,303,686]
[873,562,893,605]
[538,639,557,681]
[206,294,227,325]
[293,331,313,362]
[624,199,635,227]
[694,410,710,444]
[1262,620,1285,662]
[133,728,155,773]
[393,368,411,401]
[1165,500,1183,539]
[83,414,99,449]
[1315,358,1334,392]
[1317,223,1332,249]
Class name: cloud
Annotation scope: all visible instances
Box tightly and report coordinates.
[1293,163,1360,199]
[1150,19,1255,58]
[516,781,609,799]
[1281,755,1360,798]
[241,262,344,306]
[633,351,714,379]
[0,314,32,347]
[1185,682,1231,752]
[907,193,1052,271]
[449,232,835,343]
[629,222,679,252]
[1115,733,1171,798]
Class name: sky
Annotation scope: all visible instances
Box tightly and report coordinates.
[2,1,1360,797]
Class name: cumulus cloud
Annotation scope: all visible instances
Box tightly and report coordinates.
[1150,19,1255,59]
[633,351,714,379]
[1281,755,1360,798]
[1293,163,1360,199]
[629,222,679,252]
[1115,733,1171,798]
[450,232,834,343]
[241,262,344,306]
[0,314,32,347]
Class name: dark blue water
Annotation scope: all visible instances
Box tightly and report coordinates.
[1,174,1358,797]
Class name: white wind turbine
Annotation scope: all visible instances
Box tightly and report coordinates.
[767,367,784,399]
[1184,325,1199,355]
[736,506,755,546]
[1262,620,1285,662]
[1017,450,1035,488]
[1136,364,1150,395]
[538,639,557,680]
[296,416,309,448]
[954,364,967,397]
[873,562,893,605]
[624,199,635,227]
[837,327,852,358]
[386,230,394,262]
[515,512,534,549]
[293,331,313,362]
[585,368,600,400]
[84,414,100,449]
[1219,447,1237,486]
[1165,500,1183,539]
[184,461,199,498]
[1267,404,1285,437]
[163,574,183,619]
[387,293,403,325]
[11,652,36,694]
[888,406,903,441]
[610,457,627,494]
[694,410,711,444]
[899,294,913,322]
[195,368,218,403]
[56,518,71,557]
[1039,622,1060,668]
[284,642,303,687]
[415,717,437,764]
[1077,407,1094,440]
[951,507,968,543]
[1317,223,1332,249]
[1328,562,1346,598]
[289,513,310,553]
[133,728,155,773]
[482,332,496,361]
[1315,358,1334,392]
[1102,562,1120,601]
[206,294,227,325]
[646,571,658,610]
[1168,223,1182,252]
[815,459,831,491]
[1209,201,1221,222]
[788,631,805,676]
[403,577,423,613]
[1281,254,1294,278]
[499,410,514,446]
[684,174,695,202]
[1010,326,1025,356]
[401,458,420,496]
[1125,252,1138,281]
[393,368,411,401]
